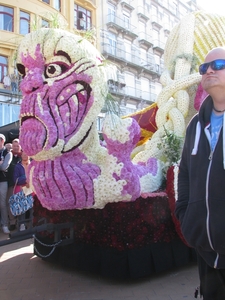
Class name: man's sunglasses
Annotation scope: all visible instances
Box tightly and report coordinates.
[199,59,225,75]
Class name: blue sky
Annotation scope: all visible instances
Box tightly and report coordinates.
[197,0,222,14]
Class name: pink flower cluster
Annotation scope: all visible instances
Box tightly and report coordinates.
[29,148,100,210]
[103,119,159,201]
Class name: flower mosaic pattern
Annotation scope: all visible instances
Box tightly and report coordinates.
[16,28,162,210]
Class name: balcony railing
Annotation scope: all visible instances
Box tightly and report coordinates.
[124,86,155,102]
[101,43,126,63]
[106,14,138,39]
[138,32,154,48]
[108,83,155,103]
[163,23,171,33]
[0,89,22,104]
[101,43,161,77]
[151,15,163,29]
[108,80,126,95]
[153,40,165,54]
[137,6,150,20]
[120,0,135,11]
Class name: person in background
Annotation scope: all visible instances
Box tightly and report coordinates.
[175,47,225,299]
[13,150,31,231]
[5,143,12,151]
[0,133,12,234]
[10,73,18,93]
[3,74,11,90]
[7,139,22,231]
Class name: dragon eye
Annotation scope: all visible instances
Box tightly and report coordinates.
[16,63,26,78]
[44,63,69,78]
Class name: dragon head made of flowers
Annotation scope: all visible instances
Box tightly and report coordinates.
[17,28,107,160]
[16,28,162,211]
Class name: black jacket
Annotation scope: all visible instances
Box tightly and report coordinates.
[175,95,225,269]
[7,154,22,187]
[0,148,11,182]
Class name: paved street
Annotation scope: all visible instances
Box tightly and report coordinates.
[0,231,199,300]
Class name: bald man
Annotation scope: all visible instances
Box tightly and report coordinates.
[175,47,225,299]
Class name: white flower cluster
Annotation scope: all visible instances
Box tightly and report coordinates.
[93,154,131,209]
[103,114,133,143]
[173,164,179,201]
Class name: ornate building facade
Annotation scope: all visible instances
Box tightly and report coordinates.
[0,0,198,128]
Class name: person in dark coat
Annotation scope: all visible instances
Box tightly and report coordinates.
[7,138,22,231]
[13,150,32,231]
[175,47,225,299]
[0,133,12,234]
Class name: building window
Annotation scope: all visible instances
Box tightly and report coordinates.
[0,5,13,32]
[74,4,91,30]
[123,12,130,29]
[20,11,30,35]
[138,20,146,34]
[151,4,158,16]
[0,103,20,127]
[42,0,50,4]
[108,33,117,55]
[42,19,49,28]
[53,0,61,11]
[0,55,8,83]
[108,3,116,22]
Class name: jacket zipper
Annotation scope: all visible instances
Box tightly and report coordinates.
[206,151,219,268]
[208,150,213,160]
[205,159,214,248]
[205,126,219,268]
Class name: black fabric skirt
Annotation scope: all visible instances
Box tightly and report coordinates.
[32,193,196,279]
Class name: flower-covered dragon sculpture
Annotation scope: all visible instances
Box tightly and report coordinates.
[16,28,162,211]
[17,11,225,212]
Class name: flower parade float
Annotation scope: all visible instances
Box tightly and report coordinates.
[14,10,225,278]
